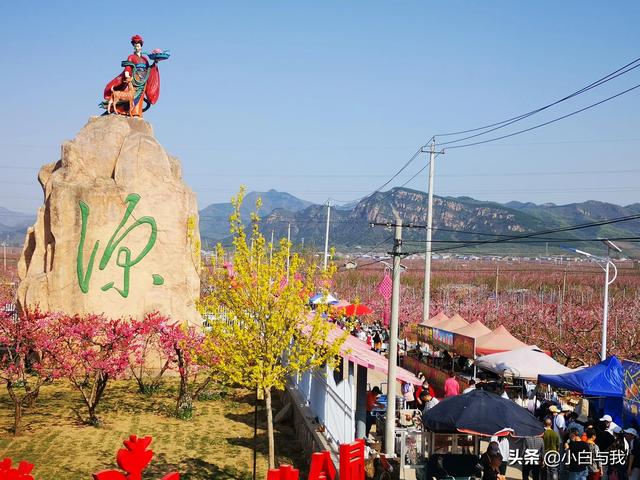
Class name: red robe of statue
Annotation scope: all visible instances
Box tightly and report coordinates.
[104,53,160,116]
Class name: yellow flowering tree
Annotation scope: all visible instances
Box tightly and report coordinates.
[199,188,347,468]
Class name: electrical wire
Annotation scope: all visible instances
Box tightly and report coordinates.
[327,145,429,207]
[403,236,640,244]
[423,213,640,254]
[439,82,640,150]
[434,56,640,139]
[389,212,640,257]
[336,235,394,271]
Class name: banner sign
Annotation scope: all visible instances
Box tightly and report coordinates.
[454,334,476,359]
[623,360,640,421]
[417,325,434,344]
[432,328,454,350]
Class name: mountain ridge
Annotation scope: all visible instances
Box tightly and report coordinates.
[2,190,639,256]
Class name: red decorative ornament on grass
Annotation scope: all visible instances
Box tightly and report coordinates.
[0,458,35,480]
[93,435,179,480]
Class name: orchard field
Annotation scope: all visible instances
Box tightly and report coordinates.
[334,257,640,367]
[3,252,639,368]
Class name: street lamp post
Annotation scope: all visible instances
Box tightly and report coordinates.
[571,247,619,361]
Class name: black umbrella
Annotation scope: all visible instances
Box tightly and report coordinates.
[422,389,544,437]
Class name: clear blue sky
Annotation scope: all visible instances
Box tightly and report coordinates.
[0,1,638,213]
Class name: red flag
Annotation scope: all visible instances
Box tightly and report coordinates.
[376,272,392,301]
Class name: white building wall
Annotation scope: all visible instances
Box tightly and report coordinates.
[290,358,356,446]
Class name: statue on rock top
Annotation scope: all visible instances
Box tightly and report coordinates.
[101,35,170,117]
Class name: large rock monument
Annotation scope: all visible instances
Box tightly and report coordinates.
[17,115,201,325]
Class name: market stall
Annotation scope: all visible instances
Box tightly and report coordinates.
[421,389,544,480]
[475,346,575,380]
[417,311,449,328]
[538,356,624,425]
[423,389,544,436]
[451,320,492,361]
[475,325,528,355]
[623,360,640,425]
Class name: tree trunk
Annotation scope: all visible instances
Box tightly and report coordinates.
[86,371,108,426]
[193,375,213,399]
[175,348,193,418]
[23,383,39,408]
[265,387,275,469]
[7,383,23,435]
[13,400,22,435]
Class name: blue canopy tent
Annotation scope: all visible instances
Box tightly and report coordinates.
[538,356,624,425]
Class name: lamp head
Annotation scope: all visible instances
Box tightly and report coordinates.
[602,239,622,253]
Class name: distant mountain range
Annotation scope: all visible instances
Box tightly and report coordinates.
[3,190,640,257]
[199,189,640,257]
[0,207,36,244]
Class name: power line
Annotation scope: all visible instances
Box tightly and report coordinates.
[427,213,640,254]
[403,236,640,244]
[434,56,640,139]
[439,82,640,150]
[336,235,394,271]
[327,144,430,207]
[379,213,640,256]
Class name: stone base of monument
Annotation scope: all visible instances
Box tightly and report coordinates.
[17,116,202,325]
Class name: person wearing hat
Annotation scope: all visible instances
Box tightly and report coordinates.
[490,434,511,476]
[600,414,620,434]
[596,416,616,451]
[550,405,566,438]
[605,426,628,480]
[480,442,504,480]
[624,428,639,480]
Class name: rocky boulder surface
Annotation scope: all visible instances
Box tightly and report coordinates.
[17,116,201,325]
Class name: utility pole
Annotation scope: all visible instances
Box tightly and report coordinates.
[558,268,567,335]
[568,243,620,361]
[2,242,5,270]
[422,140,436,321]
[286,223,291,277]
[602,261,611,361]
[495,264,499,310]
[385,219,402,457]
[323,200,331,271]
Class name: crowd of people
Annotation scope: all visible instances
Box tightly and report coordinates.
[351,322,388,353]
[480,405,639,480]
[365,375,639,480]
[350,315,639,480]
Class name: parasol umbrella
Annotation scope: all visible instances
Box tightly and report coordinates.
[422,389,544,437]
[340,304,374,316]
[309,293,339,305]
[333,299,351,308]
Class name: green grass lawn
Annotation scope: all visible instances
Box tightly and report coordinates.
[0,379,305,479]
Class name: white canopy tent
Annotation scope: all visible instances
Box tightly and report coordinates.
[475,345,575,380]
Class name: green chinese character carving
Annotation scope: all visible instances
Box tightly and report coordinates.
[76,193,164,298]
